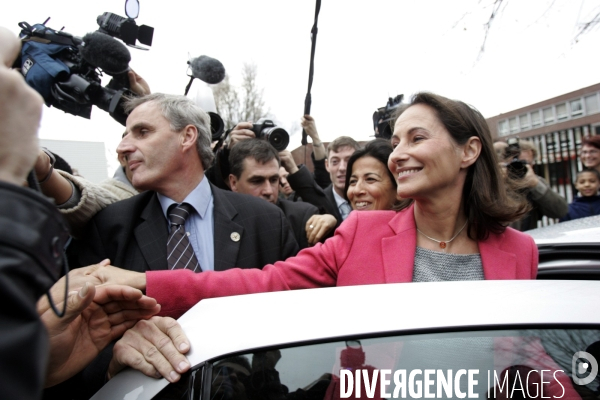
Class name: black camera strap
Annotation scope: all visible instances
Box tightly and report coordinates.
[302,0,322,146]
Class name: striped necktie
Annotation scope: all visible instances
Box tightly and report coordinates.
[167,203,201,271]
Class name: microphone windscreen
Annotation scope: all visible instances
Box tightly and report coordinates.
[190,55,226,84]
[80,31,131,75]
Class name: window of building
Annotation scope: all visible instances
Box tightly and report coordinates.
[570,99,583,117]
[585,93,599,114]
[556,103,568,120]
[543,107,554,124]
[498,120,508,136]
[519,114,530,131]
[509,117,518,133]
[530,110,541,128]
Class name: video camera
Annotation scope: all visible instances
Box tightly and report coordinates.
[373,94,405,140]
[15,2,153,126]
[503,138,528,179]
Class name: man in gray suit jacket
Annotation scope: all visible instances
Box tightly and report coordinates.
[58,94,298,398]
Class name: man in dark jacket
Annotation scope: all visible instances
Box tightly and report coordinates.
[228,139,331,249]
[60,94,298,396]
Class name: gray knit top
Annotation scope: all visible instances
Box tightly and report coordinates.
[412,247,484,282]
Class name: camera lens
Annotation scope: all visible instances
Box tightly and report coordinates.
[208,112,224,141]
[261,127,289,151]
[507,159,528,179]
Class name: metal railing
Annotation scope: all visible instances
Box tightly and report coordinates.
[529,124,593,227]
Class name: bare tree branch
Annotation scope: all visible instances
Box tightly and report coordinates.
[526,0,557,29]
[213,75,241,129]
[573,9,600,43]
[478,0,505,60]
[213,62,269,129]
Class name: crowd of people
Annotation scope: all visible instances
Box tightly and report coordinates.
[1,23,599,399]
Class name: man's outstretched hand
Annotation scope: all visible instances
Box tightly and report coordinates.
[40,280,160,387]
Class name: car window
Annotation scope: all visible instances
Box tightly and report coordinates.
[155,328,600,399]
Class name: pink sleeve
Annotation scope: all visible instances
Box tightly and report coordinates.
[530,235,539,279]
[146,212,360,319]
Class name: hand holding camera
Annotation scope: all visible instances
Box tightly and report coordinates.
[522,163,540,189]
[227,122,256,148]
[226,119,289,151]
[0,26,43,186]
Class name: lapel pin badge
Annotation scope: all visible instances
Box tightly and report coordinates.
[230,232,241,242]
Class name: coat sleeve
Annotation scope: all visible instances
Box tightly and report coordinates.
[280,204,301,258]
[529,233,539,279]
[313,152,332,189]
[0,182,69,400]
[287,165,340,217]
[147,211,361,319]
[56,170,137,238]
[529,177,568,219]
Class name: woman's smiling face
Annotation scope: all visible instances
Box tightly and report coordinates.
[346,156,397,211]
[388,104,471,201]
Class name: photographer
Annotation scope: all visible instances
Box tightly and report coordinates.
[502,139,568,231]
[228,139,336,248]
[206,117,338,219]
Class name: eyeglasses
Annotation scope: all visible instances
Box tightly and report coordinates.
[581,150,600,156]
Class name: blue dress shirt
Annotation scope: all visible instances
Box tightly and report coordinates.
[158,177,215,271]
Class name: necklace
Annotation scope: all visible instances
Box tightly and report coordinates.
[416,220,468,249]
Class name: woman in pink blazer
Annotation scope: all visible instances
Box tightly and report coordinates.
[106,92,534,317]
[101,92,537,381]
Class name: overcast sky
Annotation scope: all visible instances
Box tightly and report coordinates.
[2,0,599,174]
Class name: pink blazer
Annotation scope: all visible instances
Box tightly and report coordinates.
[148,204,538,319]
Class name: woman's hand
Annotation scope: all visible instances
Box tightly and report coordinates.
[89,264,148,291]
[306,214,337,245]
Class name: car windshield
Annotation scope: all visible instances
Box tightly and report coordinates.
[156,327,600,400]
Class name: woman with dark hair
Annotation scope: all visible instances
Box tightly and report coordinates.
[92,93,538,380]
[580,135,600,173]
[344,139,398,211]
[388,92,529,252]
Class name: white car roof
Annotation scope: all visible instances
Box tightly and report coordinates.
[92,280,600,400]
[529,215,600,244]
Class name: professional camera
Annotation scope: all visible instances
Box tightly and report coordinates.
[503,138,528,179]
[15,3,153,126]
[97,12,153,49]
[250,119,289,151]
[373,94,405,140]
